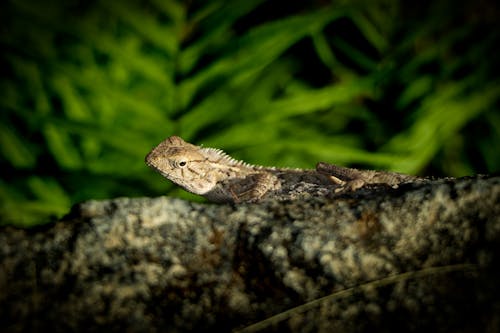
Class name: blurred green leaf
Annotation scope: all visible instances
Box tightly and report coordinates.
[178,0,266,73]
[102,2,178,56]
[179,7,346,109]
[0,123,36,168]
[396,76,433,109]
[264,78,374,121]
[43,123,82,169]
[27,177,71,207]
[0,0,498,227]
[386,81,500,173]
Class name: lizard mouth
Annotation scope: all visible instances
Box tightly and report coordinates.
[145,151,156,167]
[145,155,172,179]
[150,166,173,180]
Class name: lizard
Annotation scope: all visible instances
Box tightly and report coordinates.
[145,135,420,203]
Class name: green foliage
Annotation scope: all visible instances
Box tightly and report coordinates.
[1,0,499,226]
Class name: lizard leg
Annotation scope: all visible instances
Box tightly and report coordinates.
[316,162,367,191]
[317,161,417,189]
[230,173,280,203]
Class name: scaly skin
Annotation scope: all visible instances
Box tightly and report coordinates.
[146,136,419,203]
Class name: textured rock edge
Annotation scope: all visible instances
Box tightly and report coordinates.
[0,176,499,332]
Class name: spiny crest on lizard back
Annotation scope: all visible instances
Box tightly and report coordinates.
[200,147,256,168]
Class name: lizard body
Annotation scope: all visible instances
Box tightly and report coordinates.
[145,136,419,203]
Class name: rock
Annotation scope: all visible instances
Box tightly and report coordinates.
[1,176,499,332]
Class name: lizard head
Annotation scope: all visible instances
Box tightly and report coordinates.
[145,135,246,195]
[145,136,215,194]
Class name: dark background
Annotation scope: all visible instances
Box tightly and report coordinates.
[1,0,499,226]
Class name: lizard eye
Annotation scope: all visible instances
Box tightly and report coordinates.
[178,161,187,167]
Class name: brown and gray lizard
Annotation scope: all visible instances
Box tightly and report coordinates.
[145,136,420,203]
